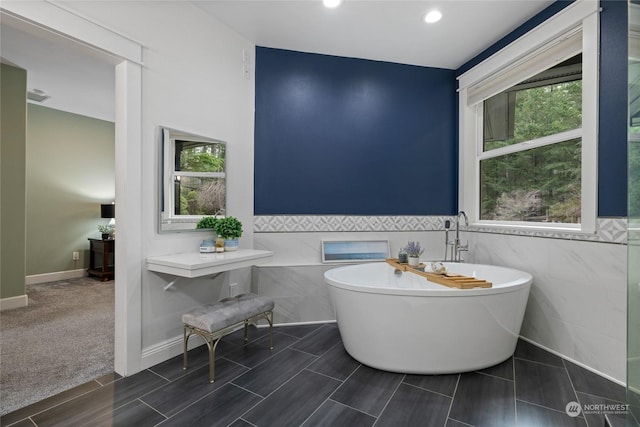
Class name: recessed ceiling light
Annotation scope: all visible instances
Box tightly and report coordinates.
[424,10,442,24]
[323,0,343,8]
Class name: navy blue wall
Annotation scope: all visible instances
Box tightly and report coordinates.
[598,0,628,217]
[254,48,457,215]
[458,0,628,217]
[255,1,628,217]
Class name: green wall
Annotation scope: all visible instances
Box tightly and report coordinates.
[1,63,27,299]
[26,104,115,276]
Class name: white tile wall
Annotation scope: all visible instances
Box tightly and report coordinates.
[253,215,628,383]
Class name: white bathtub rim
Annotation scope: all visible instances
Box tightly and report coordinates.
[324,262,533,297]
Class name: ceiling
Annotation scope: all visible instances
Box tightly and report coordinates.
[0,0,555,122]
[194,0,555,69]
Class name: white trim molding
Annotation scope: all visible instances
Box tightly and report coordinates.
[0,294,28,311]
[25,268,87,285]
[458,0,600,234]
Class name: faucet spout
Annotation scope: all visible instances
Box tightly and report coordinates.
[454,211,469,262]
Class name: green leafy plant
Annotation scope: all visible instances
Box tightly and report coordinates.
[214,216,243,239]
[196,216,218,230]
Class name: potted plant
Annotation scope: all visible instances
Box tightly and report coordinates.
[404,241,423,267]
[214,216,243,251]
[97,224,114,240]
[196,216,219,252]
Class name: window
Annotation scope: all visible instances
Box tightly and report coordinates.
[159,127,226,232]
[480,55,582,223]
[458,1,598,232]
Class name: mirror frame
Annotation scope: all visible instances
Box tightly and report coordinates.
[158,126,227,233]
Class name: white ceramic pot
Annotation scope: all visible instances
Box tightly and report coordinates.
[224,238,239,251]
[408,256,420,267]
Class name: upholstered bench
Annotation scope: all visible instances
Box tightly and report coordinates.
[182,293,275,383]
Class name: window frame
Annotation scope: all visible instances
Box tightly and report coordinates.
[458,1,599,233]
[159,126,227,233]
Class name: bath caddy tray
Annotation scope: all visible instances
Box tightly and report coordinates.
[385,259,492,289]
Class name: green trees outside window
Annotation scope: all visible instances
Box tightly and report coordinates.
[480,56,583,223]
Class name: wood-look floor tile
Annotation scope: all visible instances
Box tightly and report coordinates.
[0,380,102,426]
[92,399,167,427]
[302,400,375,427]
[229,419,254,427]
[516,400,587,426]
[330,364,403,417]
[3,419,36,427]
[243,370,340,426]
[565,360,626,402]
[403,373,459,397]
[274,323,323,338]
[478,357,514,381]
[577,391,628,427]
[376,383,452,427]
[222,331,299,368]
[445,419,471,427]
[149,340,242,382]
[31,370,168,427]
[95,372,123,386]
[290,324,342,356]
[307,342,360,381]
[231,348,317,397]
[448,372,515,427]
[157,383,261,427]
[221,324,272,346]
[515,359,577,412]
[514,339,564,367]
[141,358,248,417]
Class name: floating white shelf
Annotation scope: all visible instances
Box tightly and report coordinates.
[147,249,274,279]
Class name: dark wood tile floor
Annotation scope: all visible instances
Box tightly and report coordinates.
[1,323,632,427]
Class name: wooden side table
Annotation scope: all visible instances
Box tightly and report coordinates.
[88,238,115,281]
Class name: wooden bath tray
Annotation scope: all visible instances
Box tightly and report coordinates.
[386,259,492,289]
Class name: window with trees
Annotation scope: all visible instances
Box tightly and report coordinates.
[159,127,226,232]
[480,55,582,223]
[458,1,598,232]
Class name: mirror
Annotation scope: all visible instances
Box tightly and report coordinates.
[159,126,226,232]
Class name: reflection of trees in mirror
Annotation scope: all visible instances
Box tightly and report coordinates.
[179,178,225,215]
[174,140,226,216]
[178,143,225,172]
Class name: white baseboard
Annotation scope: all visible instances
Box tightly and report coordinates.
[0,294,28,311]
[26,268,87,285]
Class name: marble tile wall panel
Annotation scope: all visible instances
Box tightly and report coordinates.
[251,265,336,324]
[468,232,627,383]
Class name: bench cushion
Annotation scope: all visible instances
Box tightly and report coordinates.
[182,293,274,333]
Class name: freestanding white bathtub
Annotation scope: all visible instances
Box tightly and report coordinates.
[324,262,532,374]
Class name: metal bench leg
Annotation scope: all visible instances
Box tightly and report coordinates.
[267,310,274,350]
[183,325,190,371]
[244,319,249,343]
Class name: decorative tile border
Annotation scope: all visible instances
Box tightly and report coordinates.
[253,215,453,233]
[254,215,628,244]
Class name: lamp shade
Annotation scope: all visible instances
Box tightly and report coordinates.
[101,204,115,219]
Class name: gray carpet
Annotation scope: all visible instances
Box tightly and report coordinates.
[0,277,114,416]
